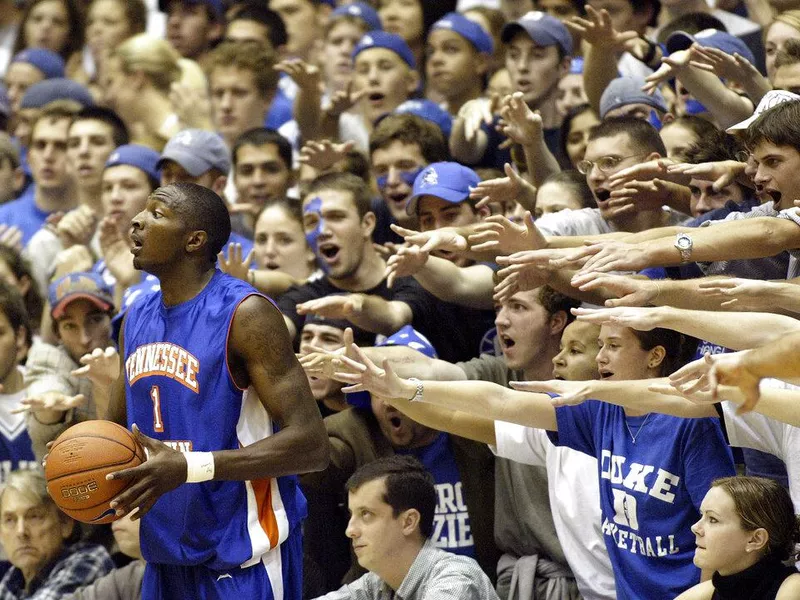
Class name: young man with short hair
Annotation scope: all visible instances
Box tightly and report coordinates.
[369,113,449,243]
[0,105,78,246]
[231,127,294,237]
[161,0,224,62]
[206,40,281,149]
[315,455,498,600]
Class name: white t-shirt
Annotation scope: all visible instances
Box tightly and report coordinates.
[721,379,800,511]
[493,421,616,600]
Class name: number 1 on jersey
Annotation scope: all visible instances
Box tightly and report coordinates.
[150,385,164,432]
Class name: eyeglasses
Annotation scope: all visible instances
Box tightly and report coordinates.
[576,154,645,175]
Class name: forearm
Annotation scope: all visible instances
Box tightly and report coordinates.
[583,43,620,114]
[359,345,467,381]
[722,386,800,428]
[739,333,800,382]
[251,269,301,298]
[650,278,740,311]
[213,421,329,480]
[449,119,487,165]
[413,260,494,310]
[389,397,496,445]
[352,296,411,335]
[523,141,560,190]
[415,380,557,430]
[544,231,637,249]
[318,110,342,142]
[584,378,717,418]
[655,306,800,349]
[677,69,754,130]
[294,86,324,143]
[767,280,800,315]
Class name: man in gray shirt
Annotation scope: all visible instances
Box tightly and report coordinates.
[316,456,498,600]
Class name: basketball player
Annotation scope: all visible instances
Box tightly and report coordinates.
[104,183,329,600]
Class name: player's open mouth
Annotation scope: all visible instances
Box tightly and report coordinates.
[600,370,614,379]
[766,189,782,204]
[386,192,408,208]
[368,92,386,105]
[130,235,143,254]
[389,416,402,428]
[265,261,281,270]
[500,334,515,349]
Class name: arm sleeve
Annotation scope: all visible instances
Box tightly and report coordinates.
[315,573,382,599]
[720,401,785,458]
[492,421,549,467]
[546,401,601,458]
[681,418,737,510]
[389,276,434,323]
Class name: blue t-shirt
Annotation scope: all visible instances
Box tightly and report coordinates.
[398,433,475,558]
[264,89,294,131]
[548,401,735,600]
[0,186,46,246]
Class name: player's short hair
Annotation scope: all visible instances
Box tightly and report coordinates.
[537,286,581,325]
[0,279,31,349]
[206,40,280,100]
[232,128,292,171]
[683,129,745,164]
[369,114,449,165]
[588,117,667,156]
[305,172,372,219]
[157,183,231,263]
[346,455,437,539]
[745,100,800,151]
[71,106,130,148]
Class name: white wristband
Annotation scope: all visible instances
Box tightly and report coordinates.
[184,451,215,483]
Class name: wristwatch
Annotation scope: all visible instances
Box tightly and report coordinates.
[674,233,693,263]
[406,378,424,402]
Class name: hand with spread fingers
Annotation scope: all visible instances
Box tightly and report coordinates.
[696,278,779,310]
[668,351,761,413]
[607,158,687,188]
[299,139,354,172]
[457,96,499,142]
[56,205,98,249]
[13,392,87,418]
[72,347,120,388]
[497,92,542,146]
[467,212,544,254]
[275,58,322,93]
[666,160,745,192]
[385,245,429,288]
[565,5,639,50]
[569,272,660,308]
[107,424,187,520]
[492,262,551,303]
[217,243,255,282]
[333,344,416,400]
[642,48,693,94]
[573,240,650,275]
[469,164,537,211]
[509,379,594,407]
[390,223,468,254]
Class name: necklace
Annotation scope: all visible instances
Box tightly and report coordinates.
[625,413,652,444]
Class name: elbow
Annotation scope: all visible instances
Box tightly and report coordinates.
[306,423,330,472]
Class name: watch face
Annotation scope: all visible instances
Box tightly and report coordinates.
[677,237,691,249]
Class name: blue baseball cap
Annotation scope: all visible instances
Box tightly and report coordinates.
[501,11,572,56]
[158,129,231,177]
[353,31,416,69]
[600,76,668,118]
[19,78,94,109]
[431,12,494,55]
[346,325,437,410]
[10,49,65,79]
[406,161,480,215]
[394,99,453,140]
[332,2,382,32]
[50,272,114,319]
[158,0,224,21]
[666,29,755,66]
[105,144,161,183]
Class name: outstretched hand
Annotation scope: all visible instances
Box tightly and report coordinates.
[509,379,593,407]
[107,424,187,520]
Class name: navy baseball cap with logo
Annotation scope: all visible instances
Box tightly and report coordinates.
[50,272,114,319]
[394,99,453,140]
[406,161,480,215]
[501,10,572,56]
[332,1,382,31]
[353,31,416,68]
[431,12,494,55]
[158,129,231,177]
[106,144,161,184]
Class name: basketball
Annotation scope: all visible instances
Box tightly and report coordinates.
[44,421,146,524]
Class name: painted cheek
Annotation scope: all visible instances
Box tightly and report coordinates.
[303,196,328,274]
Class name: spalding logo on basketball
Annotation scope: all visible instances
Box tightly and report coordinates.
[44,421,145,524]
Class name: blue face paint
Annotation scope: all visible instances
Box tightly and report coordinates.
[303,196,330,274]
[648,109,662,131]
[376,167,425,196]
[684,99,707,115]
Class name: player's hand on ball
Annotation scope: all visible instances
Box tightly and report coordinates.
[107,424,187,520]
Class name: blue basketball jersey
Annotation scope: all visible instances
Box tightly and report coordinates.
[0,388,37,482]
[122,270,306,575]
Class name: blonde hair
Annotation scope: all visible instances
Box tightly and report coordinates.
[769,10,800,38]
[111,34,182,94]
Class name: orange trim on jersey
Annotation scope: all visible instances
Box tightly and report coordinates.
[250,477,280,549]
